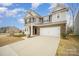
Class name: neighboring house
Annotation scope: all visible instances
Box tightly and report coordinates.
[24,4,69,38]
[0,26,21,34]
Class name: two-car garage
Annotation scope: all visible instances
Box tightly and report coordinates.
[34,21,66,38]
[40,26,60,38]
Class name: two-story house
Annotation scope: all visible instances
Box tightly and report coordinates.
[24,4,69,38]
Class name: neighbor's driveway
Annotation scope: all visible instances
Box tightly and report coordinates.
[0,36,60,56]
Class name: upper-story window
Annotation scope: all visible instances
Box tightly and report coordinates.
[41,18,43,23]
[29,18,31,23]
[33,18,36,22]
[49,15,52,22]
[43,16,49,23]
[57,14,60,18]
[31,17,36,23]
[26,18,31,23]
[25,19,27,24]
[39,18,43,23]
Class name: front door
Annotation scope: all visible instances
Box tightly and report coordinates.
[35,27,37,35]
[33,27,37,35]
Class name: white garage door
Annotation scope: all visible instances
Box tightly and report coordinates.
[40,26,60,37]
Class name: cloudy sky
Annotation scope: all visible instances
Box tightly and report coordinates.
[0,3,79,30]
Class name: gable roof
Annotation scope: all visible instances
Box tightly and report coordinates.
[24,9,41,19]
[48,3,68,15]
[24,4,68,20]
[53,4,67,11]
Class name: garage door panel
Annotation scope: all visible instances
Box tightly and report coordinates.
[40,27,60,37]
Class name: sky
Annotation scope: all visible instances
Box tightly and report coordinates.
[0,3,79,30]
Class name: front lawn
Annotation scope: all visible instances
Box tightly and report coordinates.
[0,35,24,47]
[56,35,79,56]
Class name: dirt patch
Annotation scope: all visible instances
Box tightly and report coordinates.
[56,35,79,56]
[0,35,24,47]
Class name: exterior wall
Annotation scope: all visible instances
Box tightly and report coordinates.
[24,25,31,37]
[43,16,49,23]
[35,18,40,24]
[52,12,67,22]
[74,10,79,35]
[36,27,40,35]
[36,23,66,38]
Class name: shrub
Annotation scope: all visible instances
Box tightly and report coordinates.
[12,33,26,37]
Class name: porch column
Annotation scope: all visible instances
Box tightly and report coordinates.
[25,26,27,35]
[31,25,33,36]
[24,25,30,38]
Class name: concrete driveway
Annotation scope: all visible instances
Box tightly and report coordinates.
[0,36,60,56]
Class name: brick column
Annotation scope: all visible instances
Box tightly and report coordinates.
[60,24,66,38]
